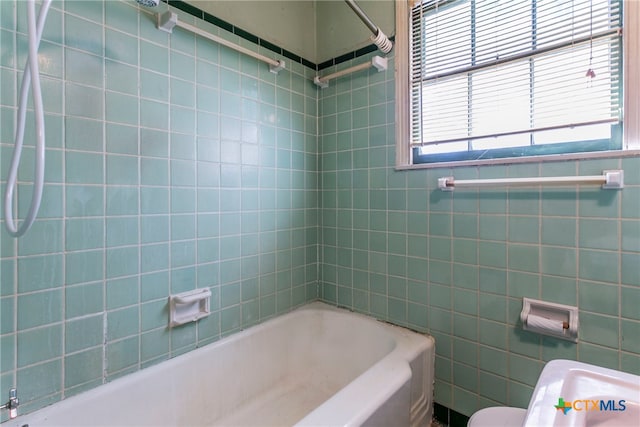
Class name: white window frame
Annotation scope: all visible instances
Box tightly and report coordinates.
[395,0,640,169]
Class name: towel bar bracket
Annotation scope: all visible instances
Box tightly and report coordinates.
[602,169,624,189]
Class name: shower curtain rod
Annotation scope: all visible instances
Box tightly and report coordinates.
[438,170,624,191]
[345,0,378,34]
[344,0,393,53]
[156,11,285,74]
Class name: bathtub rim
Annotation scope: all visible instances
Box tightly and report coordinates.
[295,303,435,427]
[8,301,435,427]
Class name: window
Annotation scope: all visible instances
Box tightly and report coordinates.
[395,0,639,167]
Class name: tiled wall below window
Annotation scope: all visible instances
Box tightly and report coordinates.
[317,51,640,417]
[1,0,638,422]
[0,0,318,417]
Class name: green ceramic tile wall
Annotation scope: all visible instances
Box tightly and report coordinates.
[0,0,318,416]
[1,0,639,421]
[317,52,640,416]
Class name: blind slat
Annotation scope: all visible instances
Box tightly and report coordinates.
[410,0,622,148]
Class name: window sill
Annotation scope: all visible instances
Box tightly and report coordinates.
[395,149,640,171]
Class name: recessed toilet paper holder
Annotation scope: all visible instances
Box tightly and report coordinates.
[520,298,578,343]
[169,288,212,327]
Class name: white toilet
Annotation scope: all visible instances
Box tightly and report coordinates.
[467,407,527,427]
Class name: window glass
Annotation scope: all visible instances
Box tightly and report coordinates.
[408,0,624,165]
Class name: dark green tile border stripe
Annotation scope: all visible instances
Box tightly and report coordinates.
[163,0,383,72]
[433,402,470,427]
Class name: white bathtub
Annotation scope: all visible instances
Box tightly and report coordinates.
[9,302,435,427]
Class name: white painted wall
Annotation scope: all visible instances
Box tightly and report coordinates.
[187,0,394,64]
[191,0,318,61]
[315,0,394,63]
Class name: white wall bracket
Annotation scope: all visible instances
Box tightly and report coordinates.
[157,10,177,33]
[269,60,286,74]
[313,75,329,89]
[169,288,211,327]
[602,169,625,189]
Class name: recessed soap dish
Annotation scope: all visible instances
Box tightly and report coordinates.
[169,288,211,327]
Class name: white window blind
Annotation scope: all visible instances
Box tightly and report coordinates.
[410,0,623,158]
